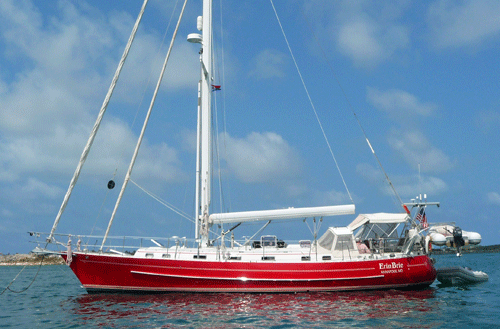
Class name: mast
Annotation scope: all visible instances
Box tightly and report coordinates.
[200,0,213,244]
[187,0,356,244]
[189,0,213,244]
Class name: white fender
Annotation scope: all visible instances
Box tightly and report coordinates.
[429,232,446,246]
[465,231,481,245]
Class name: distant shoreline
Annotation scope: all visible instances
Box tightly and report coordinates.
[1,244,499,266]
[431,244,500,255]
[0,253,64,266]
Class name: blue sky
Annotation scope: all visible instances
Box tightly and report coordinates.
[1,0,499,254]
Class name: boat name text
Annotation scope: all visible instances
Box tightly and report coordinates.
[379,262,404,274]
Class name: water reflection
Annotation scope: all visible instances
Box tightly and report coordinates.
[67,289,441,328]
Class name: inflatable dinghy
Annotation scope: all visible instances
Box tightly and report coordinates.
[436,266,488,285]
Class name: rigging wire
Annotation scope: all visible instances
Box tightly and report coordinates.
[218,0,232,214]
[130,179,193,222]
[218,0,228,157]
[79,0,182,243]
[299,10,404,209]
[100,0,183,225]
[269,0,354,204]
[88,169,117,235]
[213,76,224,215]
[214,0,234,220]
[211,1,225,237]
[214,1,224,216]
[101,0,189,250]
[48,0,150,242]
[208,0,231,241]
[130,0,182,130]
[85,169,118,247]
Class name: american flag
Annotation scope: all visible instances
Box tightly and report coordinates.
[415,207,428,228]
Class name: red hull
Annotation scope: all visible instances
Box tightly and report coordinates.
[62,253,436,293]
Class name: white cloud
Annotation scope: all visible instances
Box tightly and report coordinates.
[0,119,187,188]
[0,0,198,132]
[117,40,199,104]
[0,69,92,135]
[179,129,197,152]
[356,163,384,185]
[427,0,500,48]
[0,1,117,138]
[388,129,454,173]
[356,163,448,198]
[337,17,409,68]
[367,87,437,118]
[0,0,194,204]
[282,183,309,200]
[21,178,63,200]
[1,209,13,218]
[249,49,288,79]
[220,131,354,205]
[221,132,302,184]
[394,175,448,199]
[337,18,382,64]
[134,142,187,186]
[313,189,354,206]
[310,1,411,68]
[364,88,451,175]
[487,192,500,205]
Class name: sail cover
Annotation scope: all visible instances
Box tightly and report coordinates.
[209,204,355,224]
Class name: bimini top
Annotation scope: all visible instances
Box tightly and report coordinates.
[347,213,410,231]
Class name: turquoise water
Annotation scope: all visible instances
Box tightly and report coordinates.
[1,253,499,328]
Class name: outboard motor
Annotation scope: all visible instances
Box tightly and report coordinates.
[453,226,465,256]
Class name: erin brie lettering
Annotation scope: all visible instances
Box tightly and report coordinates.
[379,262,404,274]
[379,262,404,270]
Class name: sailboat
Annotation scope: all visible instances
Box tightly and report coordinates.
[30,0,437,293]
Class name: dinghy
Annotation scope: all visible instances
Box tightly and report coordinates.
[436,266,488,285]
